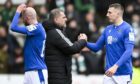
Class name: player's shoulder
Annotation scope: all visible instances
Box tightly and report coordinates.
[106,24,114,29]
[26,24,38,32]
[123,21,132,27]
[123,21,133,32]
[104,24,114,32]
[26,23,44,31]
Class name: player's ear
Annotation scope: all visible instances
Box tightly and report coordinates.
[24,17,28,23]
[118,10,121,16]
[26,16,30,20]
[54,18,57,23]
[117,11,119,15]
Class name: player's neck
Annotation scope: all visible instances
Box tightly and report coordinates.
[114,18,123,26]
[30,20,38,25]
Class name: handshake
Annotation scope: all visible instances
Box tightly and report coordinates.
[78,33,87,41]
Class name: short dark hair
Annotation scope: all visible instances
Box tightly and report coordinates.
[109,3,124,14]
[49,8,64,22]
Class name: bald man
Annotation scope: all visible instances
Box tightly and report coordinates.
[10,4,48,84]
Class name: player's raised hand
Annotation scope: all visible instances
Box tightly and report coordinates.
[16,4,26,13]
[105,64,118,77]
[78,33,87,41]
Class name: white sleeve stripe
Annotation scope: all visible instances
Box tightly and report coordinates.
[56,29,73,46]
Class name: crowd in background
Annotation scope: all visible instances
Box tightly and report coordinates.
[0,0,140,76]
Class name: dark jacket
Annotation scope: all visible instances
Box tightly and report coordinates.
[42,21,86,84]
[64,26,80,43]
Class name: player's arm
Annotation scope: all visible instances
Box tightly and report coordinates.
[116,44,134,67]
[10,12,27,34]
[86,30,105,52]
[10,4,27,34]
[115,28,135,67]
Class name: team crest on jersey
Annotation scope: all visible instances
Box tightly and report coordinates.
[107,36,112,44]
[107,36,118,44]
[27,25,37,32]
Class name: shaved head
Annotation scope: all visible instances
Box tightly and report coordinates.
[22,7,37,25]
[23,7,37,20]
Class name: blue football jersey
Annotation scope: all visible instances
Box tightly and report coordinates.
[11,12,47,71]
[87,21,135,75]
[23,23,47,71]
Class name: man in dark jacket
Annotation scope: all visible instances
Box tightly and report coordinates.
[42,9,87,84]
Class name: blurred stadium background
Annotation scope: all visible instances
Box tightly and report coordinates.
[0,0,140,84]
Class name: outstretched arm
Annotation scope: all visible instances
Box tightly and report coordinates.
[86,32,105,52]
[51,29,87,55]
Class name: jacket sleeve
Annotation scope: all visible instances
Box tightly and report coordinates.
[52,29,86,55]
